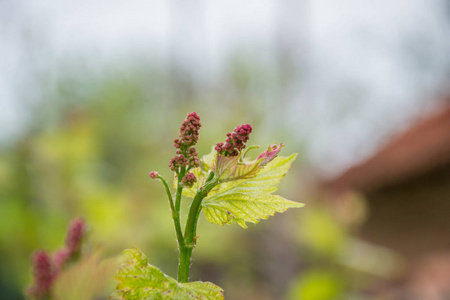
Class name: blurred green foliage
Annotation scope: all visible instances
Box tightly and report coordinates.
[288,270,345,300]
[0,57,304,299]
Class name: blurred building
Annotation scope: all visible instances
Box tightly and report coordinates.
[321,100,450,261]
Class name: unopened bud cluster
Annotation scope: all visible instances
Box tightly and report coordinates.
[27,218,86,300]
[65,218,85,257]
[215,124,252,157]
[169,152,199,172]
[173,112,201,148]
[27,251,54,300]
[169,112,201,187]
[181,172,197,188]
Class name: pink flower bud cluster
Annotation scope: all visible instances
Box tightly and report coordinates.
[181,172,197,188]
[215,124,253,157]
[169,154,188,172]
[173,112,201,148]
[53,248,70,270]
[65,218,85,257]
[169,113,201,175]
[27,218,86,300]
[27,251,54,299]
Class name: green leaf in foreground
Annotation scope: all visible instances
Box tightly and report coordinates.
[112,248,224,300]
[202,153,304,228]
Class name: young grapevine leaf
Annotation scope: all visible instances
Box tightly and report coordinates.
[200,147,216,171]
[213,154,261,182]
[202,154,304,228]
[112,248,224,300]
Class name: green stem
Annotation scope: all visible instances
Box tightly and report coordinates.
[175,169,185,212]
[178,245,192,282]
[184,192,206,245]
[158,176,185,251]
[178,172,217,283]
[178,191,205,282]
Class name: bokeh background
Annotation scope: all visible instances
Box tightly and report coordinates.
[1,1,450,299]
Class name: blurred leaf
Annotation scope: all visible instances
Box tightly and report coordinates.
[202,154,303,228]
[112,247,224,300]
[299,206,346,258]
[288,270,345,300]
[52,251,119,300]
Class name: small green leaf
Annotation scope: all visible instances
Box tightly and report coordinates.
[112,248,224,300]
[213,154,262,182]
[202,154,304,228]
[212,155,240,180]
[201,147,216,171]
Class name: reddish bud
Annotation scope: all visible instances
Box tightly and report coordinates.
[257,143,284,166]
[149,171,159,179]
[216,124,252,157]
[28,250,54,299]
[169,154,189,172]
[53,248,70,271]
[175,112,201,148]
[170,112,202,173]
[66,218,85,256]
[181,172,197,188]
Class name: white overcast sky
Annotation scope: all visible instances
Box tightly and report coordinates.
[1,0,449,175]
